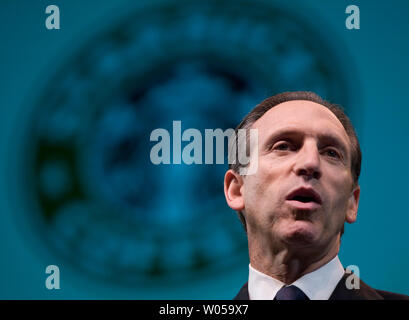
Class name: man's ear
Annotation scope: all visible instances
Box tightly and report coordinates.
[224,169,245,211]
[346,185,360,224]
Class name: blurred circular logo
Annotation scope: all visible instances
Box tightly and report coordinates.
[24,0,351,284]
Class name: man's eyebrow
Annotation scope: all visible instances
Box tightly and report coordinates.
[263,128,349,154]
[263,129,302,146]
[317,133,349,155]
[262,129,305,151]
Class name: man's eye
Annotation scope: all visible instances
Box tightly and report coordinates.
[324,148,341,159]
[273,142,291,151]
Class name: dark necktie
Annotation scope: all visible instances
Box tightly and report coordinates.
[274,285,310,300]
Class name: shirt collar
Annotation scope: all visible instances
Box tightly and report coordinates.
[248,255,345,300]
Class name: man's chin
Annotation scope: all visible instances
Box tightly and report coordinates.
[280,220,320,247]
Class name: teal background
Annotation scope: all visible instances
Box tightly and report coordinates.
[1,0,409,299]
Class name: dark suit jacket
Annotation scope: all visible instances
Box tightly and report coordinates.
[234,273,409,300]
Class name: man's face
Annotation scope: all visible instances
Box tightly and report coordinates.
[227,100,360,250]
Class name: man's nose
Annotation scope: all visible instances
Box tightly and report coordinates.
[293,142,322,180]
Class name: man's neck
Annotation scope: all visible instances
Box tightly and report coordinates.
[248,236,340,284]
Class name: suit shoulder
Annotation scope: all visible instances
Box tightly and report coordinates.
[374,289,409,300]
[347,276,409,300]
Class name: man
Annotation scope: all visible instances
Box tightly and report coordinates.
[224,91,409,300]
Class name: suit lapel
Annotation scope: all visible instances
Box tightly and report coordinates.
[329,273,384,300]
[234,283,250,300]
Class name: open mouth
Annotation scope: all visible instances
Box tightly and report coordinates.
[285,187,322,209]
[292,195,318,203]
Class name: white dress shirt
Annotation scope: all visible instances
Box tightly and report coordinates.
[248,255,345,300]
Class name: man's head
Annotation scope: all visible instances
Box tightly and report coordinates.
[224,91,361,252]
